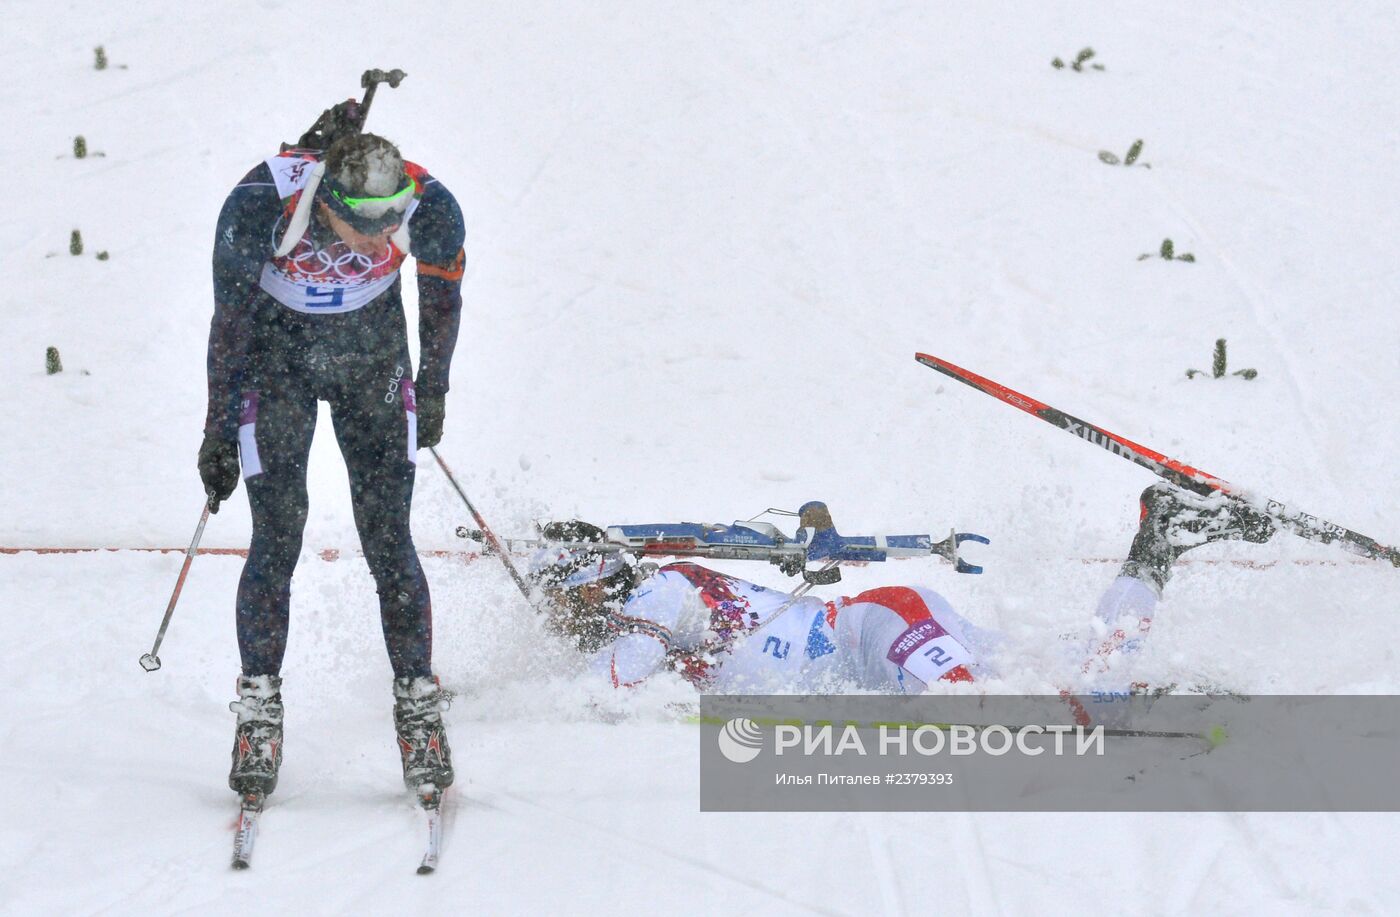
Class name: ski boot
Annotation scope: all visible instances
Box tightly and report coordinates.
[228,674,284,797]
[1122,483,1276,591]
[393,676,454,796]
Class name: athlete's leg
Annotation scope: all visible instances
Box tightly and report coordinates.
[1077,483,1275,679]
[236,380,317,676]
[330,357,432,680]
[1076,575,1160,678]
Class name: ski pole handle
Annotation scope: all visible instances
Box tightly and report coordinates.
[139,501,212,672]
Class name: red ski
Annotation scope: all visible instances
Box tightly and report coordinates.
[914,352,1399,567]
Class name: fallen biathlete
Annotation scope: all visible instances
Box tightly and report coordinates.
[523,484,1276,693]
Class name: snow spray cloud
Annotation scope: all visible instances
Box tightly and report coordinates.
[699,695,1400,812]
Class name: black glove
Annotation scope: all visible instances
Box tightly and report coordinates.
[198,434,240,513]
[417,392,445,449]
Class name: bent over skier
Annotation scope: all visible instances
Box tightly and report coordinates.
[199,132,463,802]
[529,485,1275,696]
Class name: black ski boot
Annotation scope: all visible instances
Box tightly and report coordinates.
[393,676,454,793]
[1122,483,1276,592]
[228,674,284,796]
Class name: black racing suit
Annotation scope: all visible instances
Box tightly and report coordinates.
[206,152,465,679]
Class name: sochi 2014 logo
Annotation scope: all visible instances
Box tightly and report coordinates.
[717,718,763,764]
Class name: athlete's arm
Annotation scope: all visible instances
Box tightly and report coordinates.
[206,164,280,439]
[606,574,692,688]
[407,175,465,399]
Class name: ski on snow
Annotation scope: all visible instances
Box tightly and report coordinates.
[417,784,444,874]
[230,785,445,873]
[231,791,263,870]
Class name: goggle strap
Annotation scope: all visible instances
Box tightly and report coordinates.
[330,176,415,209]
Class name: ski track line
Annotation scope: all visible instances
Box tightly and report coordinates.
[1142,168,1343,494]
[506,113,575,213]
[967,63,1353,500]
[490,787,849,916]
[461,101,583,317]
[1214,811,1303,908]
[1164,826,1233,914]
[950,809,1005,916]
[73,816,235,916]
[859,818,907,916]
[257,803,406,877]
[73,50,249,111]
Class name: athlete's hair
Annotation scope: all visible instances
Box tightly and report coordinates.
[549,565,636,654]
[531,521,639,653]
[323,132,405,197]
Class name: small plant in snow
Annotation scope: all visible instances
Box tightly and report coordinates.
[46,347,63,375]
[66,135,105,159]
[1099,139,1150,168]
[1187,339,1256,380]
[48,230,108,259]
[92,46,127,70]
[1138,238,1195,262]
[1052,48,1105,71]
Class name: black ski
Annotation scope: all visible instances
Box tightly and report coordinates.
[915,352,1400,566]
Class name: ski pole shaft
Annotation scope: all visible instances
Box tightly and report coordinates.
[429,448,536,603]
[139,502,212,672]
[754,560,839,630]
[915,352,1400,566]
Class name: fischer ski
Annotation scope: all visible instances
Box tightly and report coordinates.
[417,785,444,874]
[231,791,264,870]
[915,352,1400,567]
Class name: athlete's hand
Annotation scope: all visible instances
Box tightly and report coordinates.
[417,393,445,449]
[198,434,240,513]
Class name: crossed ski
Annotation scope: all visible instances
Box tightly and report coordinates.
[915,352,1399,567]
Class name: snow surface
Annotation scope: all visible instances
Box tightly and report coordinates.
[3,2,1399,913]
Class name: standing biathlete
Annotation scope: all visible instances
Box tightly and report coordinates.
[199,132,464,800]
[530,485,1276,696]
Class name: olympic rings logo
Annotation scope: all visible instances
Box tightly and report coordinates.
[280,235,402,282]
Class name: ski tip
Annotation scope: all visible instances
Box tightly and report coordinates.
[232,859,251,870]
[417,864,436,875]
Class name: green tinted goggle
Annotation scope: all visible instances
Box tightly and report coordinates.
[328,177,415,219]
